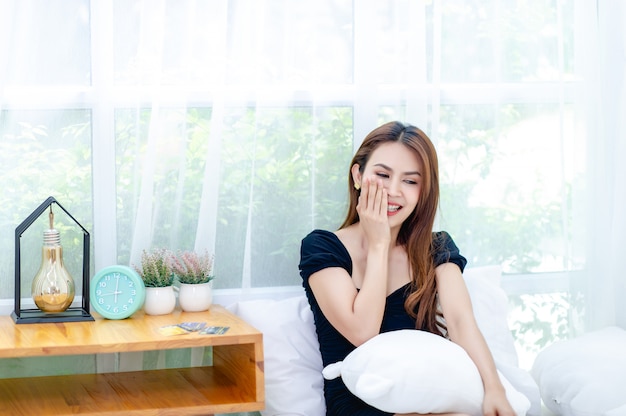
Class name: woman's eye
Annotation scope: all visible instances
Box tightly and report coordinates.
[404,179,417,185]
[376,172,389,178]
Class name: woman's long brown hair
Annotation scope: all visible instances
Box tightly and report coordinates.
[339,121,445,336]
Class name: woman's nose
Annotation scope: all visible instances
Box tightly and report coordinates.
[386,178,401,196]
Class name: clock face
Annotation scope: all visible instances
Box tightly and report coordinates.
[91,265,145,320]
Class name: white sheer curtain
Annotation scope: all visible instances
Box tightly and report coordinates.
[583,0,626,330]
[1,0,625,368]
[103,0,356,293]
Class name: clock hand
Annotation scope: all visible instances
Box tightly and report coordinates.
[114,275,120,304]
[99,290,124,296]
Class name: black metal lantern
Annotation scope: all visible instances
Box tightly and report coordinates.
[12,196,94,324]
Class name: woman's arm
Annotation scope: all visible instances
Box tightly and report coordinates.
[435,262,515,416]
[309,178,390,346]
[309,245,387,346]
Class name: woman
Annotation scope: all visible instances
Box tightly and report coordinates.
[299,121,514,416]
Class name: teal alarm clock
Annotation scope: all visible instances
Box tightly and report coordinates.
[91,265,145,319]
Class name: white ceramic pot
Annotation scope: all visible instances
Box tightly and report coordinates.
[144,286,176,315]
[178,282,213,312]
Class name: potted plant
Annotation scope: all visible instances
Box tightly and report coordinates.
[171,250,215,312]
[134,248,176,315]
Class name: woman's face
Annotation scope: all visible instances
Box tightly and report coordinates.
[353,141,423,229]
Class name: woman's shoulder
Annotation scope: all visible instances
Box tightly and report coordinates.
[302,228,340,247]
[431,230,467,271]
[299,228,352,276]
[431,230,454,245]
[300,228,350,257]
[432,230,451,239]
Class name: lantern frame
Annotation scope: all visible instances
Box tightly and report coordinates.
[12,196,94,324]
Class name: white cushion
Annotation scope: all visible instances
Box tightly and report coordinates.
[226,294,325,416]
[531,326,626,416]
[322,329,531,416]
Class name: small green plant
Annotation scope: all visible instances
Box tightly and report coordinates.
[133,248,174,287]
[171,250,215,285]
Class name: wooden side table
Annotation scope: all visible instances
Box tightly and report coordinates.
[0,305,264,415]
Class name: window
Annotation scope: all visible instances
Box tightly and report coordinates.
[2,0,614,369]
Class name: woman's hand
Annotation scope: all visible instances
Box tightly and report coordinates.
[482,388,516,416]
[436,263,516,416]
[356,176,390,246]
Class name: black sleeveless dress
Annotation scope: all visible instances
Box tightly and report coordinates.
[299,229,467,416]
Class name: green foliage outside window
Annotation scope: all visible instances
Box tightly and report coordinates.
[1,103,581,363]
[113,106,353,288]
[0,110,92,300]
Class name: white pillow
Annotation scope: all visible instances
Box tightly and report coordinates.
[464,265,519,366]
[226,294,325,416]
[322,329,531,416]
[531,326,626,416]
[464,266,542,415]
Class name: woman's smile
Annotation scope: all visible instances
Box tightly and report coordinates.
[387,203,402,216]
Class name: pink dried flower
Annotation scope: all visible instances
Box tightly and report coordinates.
[171,250,215,285]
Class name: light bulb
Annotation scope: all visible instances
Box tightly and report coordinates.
[31,208,75,313]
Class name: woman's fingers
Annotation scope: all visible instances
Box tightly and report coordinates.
[359,177,386,217]
[371,178,387,216]
[359,177,369,207]
[358,177,374,212]
[366,177,375,210]
[369,177,380,211]
[379,185,387,216]
[357,177,390,244]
